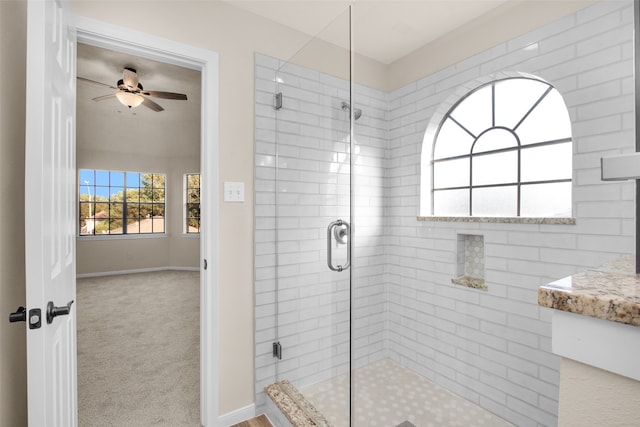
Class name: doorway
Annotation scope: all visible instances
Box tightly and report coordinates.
[75,41,202,424]
[75,17,219,426]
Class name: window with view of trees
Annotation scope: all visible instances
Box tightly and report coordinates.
[185,173,200,234]
[79,169,166,236]
[431,76,572,217]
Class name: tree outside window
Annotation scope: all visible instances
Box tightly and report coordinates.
[79,170,166,235]
[185,173,200,234]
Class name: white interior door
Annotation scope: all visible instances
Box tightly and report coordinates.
[25,0,77,425]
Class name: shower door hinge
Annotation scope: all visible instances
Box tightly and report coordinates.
[274,92,283,110]
[272,341,282,360]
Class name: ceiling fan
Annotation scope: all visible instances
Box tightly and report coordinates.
[78,67,188,112]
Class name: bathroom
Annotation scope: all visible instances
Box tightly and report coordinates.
[253,1,636,426]
[1,0,638,426]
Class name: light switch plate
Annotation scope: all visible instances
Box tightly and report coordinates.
[224,182,245,202]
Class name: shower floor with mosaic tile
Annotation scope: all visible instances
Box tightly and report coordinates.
[300,359,513,427]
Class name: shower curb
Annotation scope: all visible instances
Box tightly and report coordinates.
[264,380,333,427]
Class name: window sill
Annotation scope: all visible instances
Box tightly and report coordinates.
[182,233,200,238]
[77,233,167,241]
[417,216,576,225]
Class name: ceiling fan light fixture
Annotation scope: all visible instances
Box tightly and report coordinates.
[80,67,186,112]
[115,91,144,108]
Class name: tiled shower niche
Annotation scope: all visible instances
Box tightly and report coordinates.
[453,234,487,291]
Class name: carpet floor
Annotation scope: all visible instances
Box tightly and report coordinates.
[77,271,200,426]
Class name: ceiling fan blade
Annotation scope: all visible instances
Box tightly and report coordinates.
[78,76,118,90]
[140,90,188,100]
[92,93,117,102]
[142,97,164,112]
[122,68,139,91]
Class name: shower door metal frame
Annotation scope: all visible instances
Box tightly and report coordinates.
[347,6,354,427]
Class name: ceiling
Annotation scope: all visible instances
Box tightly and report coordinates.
[224,0,511,64]
[76,1,511,155]
[76,43,201,157]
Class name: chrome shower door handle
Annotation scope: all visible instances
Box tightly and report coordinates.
[327,219,350,272]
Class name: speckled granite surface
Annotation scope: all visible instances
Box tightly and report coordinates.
[265,380,332,427]
[417,216,576,224]
[451,275,487,291]
[538,255,640,326]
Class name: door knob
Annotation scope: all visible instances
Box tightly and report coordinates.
[46,300,74,324]
[9,306,42,329]
[9,306,26,323]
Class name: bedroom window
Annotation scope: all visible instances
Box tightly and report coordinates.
[428,76,572,218]
[185,173,201,234]
[79,169,166,236]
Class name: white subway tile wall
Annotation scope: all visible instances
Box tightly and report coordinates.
[387,2,634,427]
[255,1,634,425]
[254,53,389,415]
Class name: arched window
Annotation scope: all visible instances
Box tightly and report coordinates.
[424,75,572,218]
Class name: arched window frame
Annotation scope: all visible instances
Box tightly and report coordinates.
[420,72,573,219]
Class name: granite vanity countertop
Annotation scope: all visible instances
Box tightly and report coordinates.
[538,256,640,326]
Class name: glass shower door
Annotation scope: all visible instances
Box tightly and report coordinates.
[270,6,353,427]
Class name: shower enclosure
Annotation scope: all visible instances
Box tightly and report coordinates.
[256,5,463,425]
[255,1,635,426]
[254,6,506,427]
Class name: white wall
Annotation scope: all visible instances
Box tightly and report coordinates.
[386,1,634,426]
[76,149,200,275]
[75,47,201,276]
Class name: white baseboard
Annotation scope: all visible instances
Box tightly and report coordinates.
[218,404,256,427]
[77,266,199,279]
